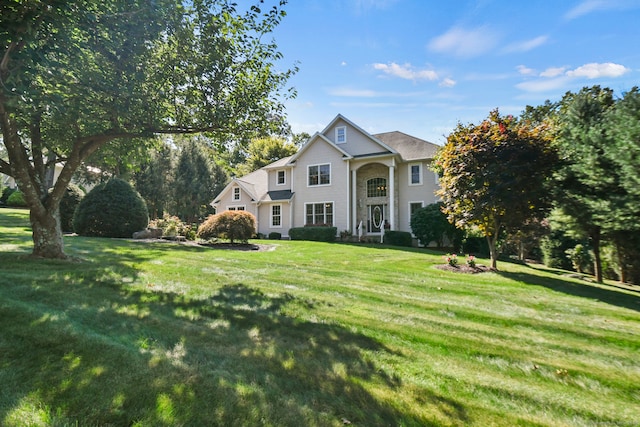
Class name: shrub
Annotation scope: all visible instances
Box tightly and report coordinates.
[57,184,84,232]
[1,187,16,205]
[268,232,282,240]
[197,210,256,243]
[7,190,27,207]
[462,236,490,258]
[383,230,413,247]
[73,178,149,238]
[289,226,337,242]
[411,202,462,248]
[149,213,194,240]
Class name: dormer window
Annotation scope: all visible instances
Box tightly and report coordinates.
[336,126,346,144]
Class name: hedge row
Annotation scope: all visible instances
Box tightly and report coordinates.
[289,226,337,242]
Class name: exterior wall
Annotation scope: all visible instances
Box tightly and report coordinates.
[215,183,258,221]
[290,140,349,233]
[326,119,388,157]
[268,167,291,190]
[258,202,292,238]
[397,160,440,232]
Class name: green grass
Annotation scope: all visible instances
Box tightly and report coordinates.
[1,207,639,426]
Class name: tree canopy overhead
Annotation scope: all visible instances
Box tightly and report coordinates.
[0,0,296,258]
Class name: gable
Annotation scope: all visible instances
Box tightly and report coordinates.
[320,114,396,158]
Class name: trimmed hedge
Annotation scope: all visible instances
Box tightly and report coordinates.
[289,226,337,242]
[6,190,26,207]
[383,230,413,247]
[58,184,84,232]
[73,178,149,238]
[268,232,282,240]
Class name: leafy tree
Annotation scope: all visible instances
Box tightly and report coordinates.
[174,138,228,223]
[552,86,616,282]
[237,136,298,175]
[133,140,175,219]
[0,0,295,258]
[434,109,557,269]
[73,178,148,238]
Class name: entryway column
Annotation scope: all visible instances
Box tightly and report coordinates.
[352,169,358,235]
[389,164,395,230]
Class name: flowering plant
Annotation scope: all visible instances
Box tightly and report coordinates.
[444,253,458,266]
[466,255,476,268]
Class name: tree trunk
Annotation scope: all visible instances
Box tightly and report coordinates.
[591,227,602,283]
[487,234,498,270]
[30,206,66,259]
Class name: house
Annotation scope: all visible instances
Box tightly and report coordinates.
[211,114,441,239]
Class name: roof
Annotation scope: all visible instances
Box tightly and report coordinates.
[373,131,440,161]
[263,190,294,202]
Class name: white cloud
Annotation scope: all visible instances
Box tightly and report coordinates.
[540,67,566,78]
[566,62,630,79]
[428,25,500,58]
[516,62,630,93]
[517,65,536,76]
[504,36,549,53]
[373,62,439,81]
[565,0,640,20]
[439,78,457,88]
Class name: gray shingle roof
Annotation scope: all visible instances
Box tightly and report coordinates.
[373,131,440,161]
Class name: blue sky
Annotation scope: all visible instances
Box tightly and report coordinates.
[270,0,640,144]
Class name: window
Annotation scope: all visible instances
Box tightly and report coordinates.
[409,202,424,222]
[305,202,333,226]
[336,126,346,144]
[409,163,422,185]
[276,170,286,185]
[271,204,282,227]
[308,163,331,186]
[228,206,245,211]
[367,178,387,197]
[233,187,241,200]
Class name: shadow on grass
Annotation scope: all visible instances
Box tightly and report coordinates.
[496,265,640,313]
[0,247,466,426]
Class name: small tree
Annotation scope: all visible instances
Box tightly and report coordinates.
[73,178,148,238]
[434,109,557,269]
[197,211,256,244]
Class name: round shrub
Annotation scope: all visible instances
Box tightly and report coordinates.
[197,210,256,243]
[73,178,149,238]
[7,190,27,207]
[57,184,84,232]
[1,187,16,205]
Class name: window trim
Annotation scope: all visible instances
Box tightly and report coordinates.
[409,163,423,186]
[276,170,286,186]
[304,201,334,226]
[335,126,346,144]
[408,201,424,223]
[227,205,246,211]
[307,163,331,187]
[270,204,283,228]
[232,187,241,201]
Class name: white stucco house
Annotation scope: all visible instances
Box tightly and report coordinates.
[211,114,441,239]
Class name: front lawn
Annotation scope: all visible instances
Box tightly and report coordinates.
[1,208,638,426]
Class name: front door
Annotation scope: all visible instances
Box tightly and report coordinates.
[367,204,386,233]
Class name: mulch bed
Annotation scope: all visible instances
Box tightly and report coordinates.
[434,264,493,274]
[131,238,276,252]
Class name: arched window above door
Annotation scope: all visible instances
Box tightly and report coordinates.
[367,177,387,197]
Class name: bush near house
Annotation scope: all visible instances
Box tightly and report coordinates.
[6,190,27,207]
[383,230,413,247]
[268,232,282,240]
[1,187,15,205]
[289,226,337,242]
[197,210,256,243]
[73,178,149,238]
